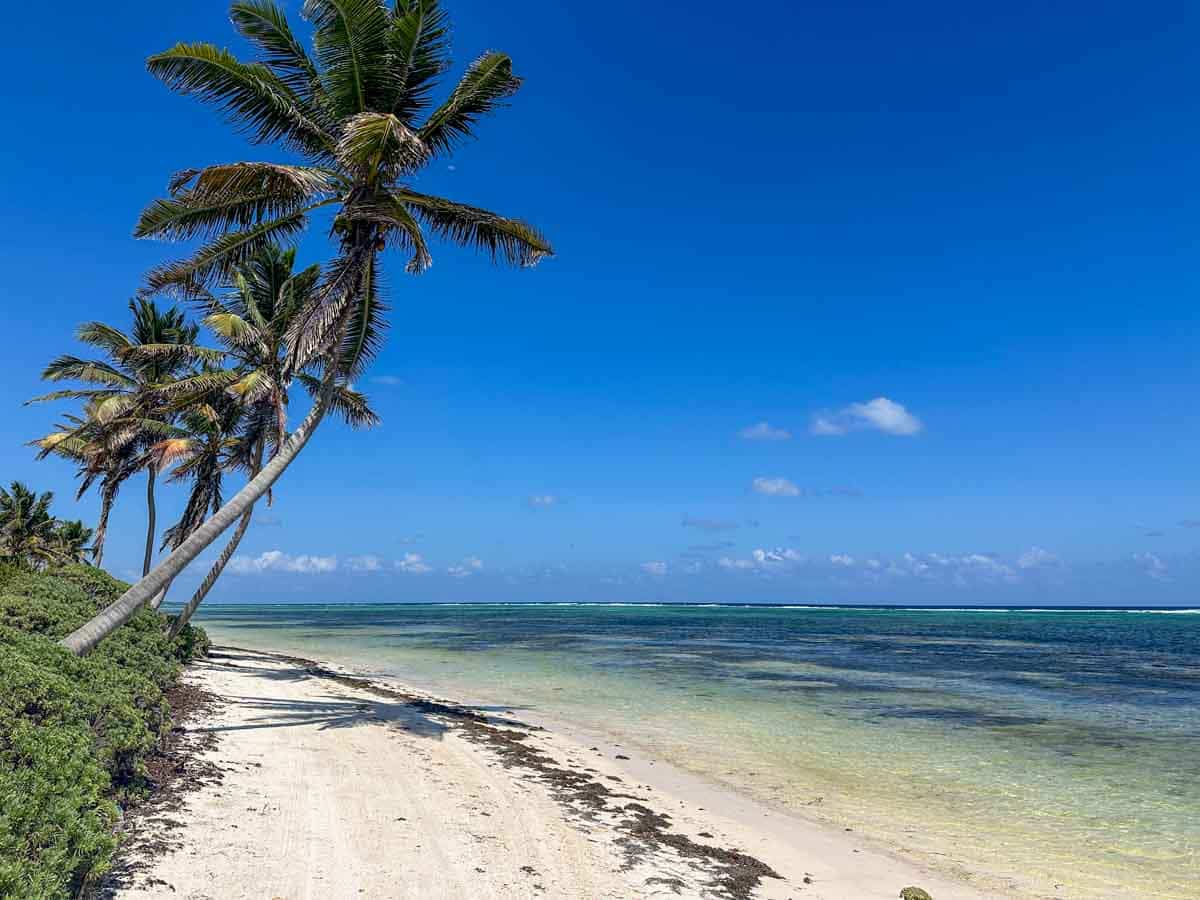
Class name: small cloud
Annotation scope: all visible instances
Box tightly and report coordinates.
[528,494,558,508]
[229,550,337,575]
[347,554,384,572]
[256,513,284,527]
[1179,519,1200,529]
[447,164,457,171]
[681,514,738,532]
[1134,552,1169,582]
[829,554,855,567]
[396,552,432,574]
[399,533,424,545]
[641,561,668,576]
[1017,546,1059,569]
[752,476,801,497]
[369,375,403,386]
[739,421,791,441]
[448,556,484,578]
[1145,530,1165,538]
[811,397,923,437]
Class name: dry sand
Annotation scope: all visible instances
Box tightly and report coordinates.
[110,647,1008,900]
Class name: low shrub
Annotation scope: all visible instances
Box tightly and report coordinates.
[0,564,207,899]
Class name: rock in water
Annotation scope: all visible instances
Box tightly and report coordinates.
[900,889,933,900]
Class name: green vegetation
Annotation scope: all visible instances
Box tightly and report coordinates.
[0,564,208,899]
[0,483,94,570]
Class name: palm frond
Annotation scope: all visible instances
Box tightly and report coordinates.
[297,373,381,428]
[334,250,387,378]
[39,356,138,388]
[419,52,521,157]
[147,42,334,154]
[387,0,451,119]
[144,205,323,292]
[121,343,228,365]
[230,0,325,103]
[343,193,431,272]
[302,0,392,115]
[336,112,428,179]
[75,322,134,357]
[284,246,372,371]
[396,189,552,267]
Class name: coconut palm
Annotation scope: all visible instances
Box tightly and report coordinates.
[30,299,200,577]
[31,402,147,566]
[61,0,551,655]
[0,482,58,566]
[51,520,95,565]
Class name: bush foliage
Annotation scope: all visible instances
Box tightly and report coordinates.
[0,564,208,899]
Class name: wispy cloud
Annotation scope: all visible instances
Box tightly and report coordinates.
[448,556,484,578]
[396,553,433,574]
[641,560,668,576]
[681,514,739,532]
[369,375,403,386]
[1017,546,1059,569]
[255,513,284,528]
[1134,552,1169,582]
[739,421,791,441]
[528,494,558,508]
[811,397,923,437]
[751,476,801,497]
[229,550,338,575]
[347,554,384,572]
[1179,519,1200,529]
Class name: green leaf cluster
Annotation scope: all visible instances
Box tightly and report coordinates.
[0,565,208,898]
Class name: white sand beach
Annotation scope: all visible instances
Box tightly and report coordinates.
[111,647,1008,900]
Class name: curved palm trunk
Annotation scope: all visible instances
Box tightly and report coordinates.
[168,505,253,640]
[143,465,158,576]
[149,586,169,610]
[168,441,264,638]
[92,490,113,567]
[60,382,334,656]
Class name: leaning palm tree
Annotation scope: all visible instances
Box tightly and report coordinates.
[61,0,551,655]
[30,299,199,576]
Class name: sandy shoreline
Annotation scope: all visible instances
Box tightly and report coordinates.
[109,646,1007,900]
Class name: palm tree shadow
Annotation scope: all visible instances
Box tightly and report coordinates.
[201,692,451,739]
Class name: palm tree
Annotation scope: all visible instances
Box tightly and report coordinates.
[0,482,58,567]
[61,0,551,655]
[31,402,146,566]
[51,520,95,565]
[30,299,200,577]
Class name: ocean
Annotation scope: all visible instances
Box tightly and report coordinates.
[194,602,1200,898]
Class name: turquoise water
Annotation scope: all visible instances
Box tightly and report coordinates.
[195,603,1200,898]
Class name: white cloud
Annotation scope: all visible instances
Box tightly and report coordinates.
[641,560,669,576]
[229,550,338,575]
[1134,552,1169,582]
[528,494,558,507]
[396,552,432,575]
[739,421,791,441]
[1017,547,1059,569]
[347,554,384,572]
[718,556,757,571]
[752,476,801,497]
[830,554,855,567]
[811,397,923,437]
[448,556,484,578]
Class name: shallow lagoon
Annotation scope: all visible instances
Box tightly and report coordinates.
[197,603,1200,898]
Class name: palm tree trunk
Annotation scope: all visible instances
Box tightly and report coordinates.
[142,465,157,576]
[168,440,264,639]
[149,586,169,610]
[168,505,253,640]
[92,490,113,567]
[60,380,335,656]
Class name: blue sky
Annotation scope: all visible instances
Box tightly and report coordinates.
[3,0,1199,604]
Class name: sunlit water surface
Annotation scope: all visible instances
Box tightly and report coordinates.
[195,603,1200,898]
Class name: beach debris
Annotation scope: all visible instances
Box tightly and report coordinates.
[615,754,631,760]
[900,888,933,900]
